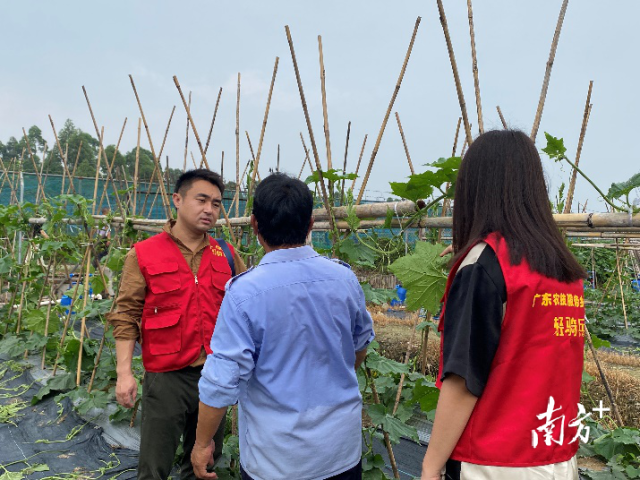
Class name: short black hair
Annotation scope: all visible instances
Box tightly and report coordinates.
[175,169,224,195]
[252,173,313,247]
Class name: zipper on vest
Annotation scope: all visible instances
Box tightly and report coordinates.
[194,275,198,285]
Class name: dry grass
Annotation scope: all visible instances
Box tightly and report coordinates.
[371,307,640,429]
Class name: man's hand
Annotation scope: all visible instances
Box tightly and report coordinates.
[192,440,217,479]
[115,373,137,408]
[440,245,453,257]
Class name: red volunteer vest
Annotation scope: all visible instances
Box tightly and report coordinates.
[135,232,233,372]
[437,232,585,467]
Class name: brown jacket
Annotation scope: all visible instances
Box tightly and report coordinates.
[107,221,246,364]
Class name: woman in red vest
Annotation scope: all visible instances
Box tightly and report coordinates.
[422,130,587,480]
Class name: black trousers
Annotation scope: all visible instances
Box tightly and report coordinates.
[240,460,362,480]
[137,365,226,480]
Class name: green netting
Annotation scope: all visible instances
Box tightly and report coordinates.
[0,172,247,218]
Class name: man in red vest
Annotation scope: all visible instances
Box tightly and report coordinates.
[107,169,244,480]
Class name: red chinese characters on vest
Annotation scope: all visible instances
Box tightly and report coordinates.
[437,232,585,467]
[135,233,233,373]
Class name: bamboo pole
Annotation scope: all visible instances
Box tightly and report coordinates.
[220,151,225,182]
[97,119,127,213]
[81,88,127,219]
[394,112,415,175]
[48,119,77,194]
[340,121,351,204]
[277,144,280,173]
[437,0,473,146]
[22,128,47,202]
[141,107,175,216]
[41,258,58,369]
[285,25,335,233]
[615,239,629,329]
[205,87,223,155]
[91,127,104,216]
[356,17,421,205]
[318,36,333,173]
[76,250,93,386]
[496,106,508,129]
[530,0,570,142]
[52,247,90,376]
[467,0,484,134]
[584,326,625,426]
[392,312,420,415]
[183,91,191,173]
[66,141,83,196]
[350,134,368,191]
[564,81,593,214]
[245,132,262,182]
[128,75,173,218]
[244,57,279,215]
[366,368,401,479]
[36,144,48,203]
[297,133,313,180]
[173,75,238,245]
[133,118,142,215]
[60,144,67,195]
[235,73,241,217]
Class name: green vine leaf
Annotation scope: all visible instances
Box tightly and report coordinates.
[366,351,409,375]
[541,132,567,160]
[389,242,448,313]
[607,172,640,201]
[366,404,419,444]
[389,157,460,202]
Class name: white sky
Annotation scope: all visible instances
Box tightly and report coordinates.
[2,1,639,209]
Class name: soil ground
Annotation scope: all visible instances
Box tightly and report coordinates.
[370,305,640,473]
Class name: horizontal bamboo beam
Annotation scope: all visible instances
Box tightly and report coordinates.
[566,232,640,239]
[572,243,640,251]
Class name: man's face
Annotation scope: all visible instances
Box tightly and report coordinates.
[172,179,222,234]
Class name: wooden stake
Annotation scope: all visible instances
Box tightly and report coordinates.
[205,87,223,155]
[564,81,593,213]
[318,36,333,172]
[128,75,173,219]
[80,87,127,218]
[615,239,629,329]
[91,127,104,216]
[76,250,92,386]
[437,0,473,146]
[141,106,175,216]
[36,144,48,203]
[285,26,335,233]
[48,118,76,194]
[356,17,421,204]
[467,0,484,134]
[133,118,142,215]
[392,312,420,415]
[173,75,238,245]
[366,368,401,479]
[394,112,415,175]
[496,106,508,129]
[297,134,312,180]
[97,118,127,214]
[340,121,351,204]
[244,57,279,215]
[277,144,280,173]
[182,91,192,173]
[350,134,368,191]
[22,128,47,202]
[66,140,83,196]
[220,151,225,182]
[530,0,570,142]
[235,73,241,217]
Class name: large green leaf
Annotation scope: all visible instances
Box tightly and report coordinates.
[607,172,640,200]
[389,242,448,313]
[23,307,60,335]
[305,168,357,185]
[338,238,377,267]
[32,373,75,404]
[366,404,419,444]
[360,282,398,305]
[411,378,440,413]
[366,351,409,375]
[541,132,567,160]
[389,157,460,202]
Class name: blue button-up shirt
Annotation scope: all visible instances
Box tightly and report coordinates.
[199,246,374,480]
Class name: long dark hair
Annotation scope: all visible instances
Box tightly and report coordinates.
[452,130,586,283]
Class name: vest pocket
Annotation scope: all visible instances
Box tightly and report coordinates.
[210,259,231,290]
[144,313,181,355]
[146,262,181,294]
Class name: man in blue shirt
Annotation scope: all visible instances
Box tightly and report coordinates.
[192,173,374,480]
